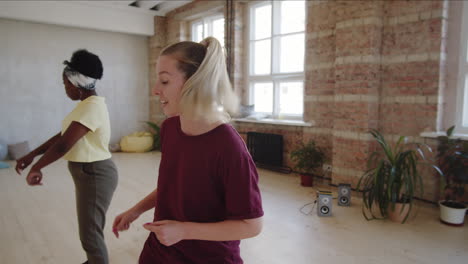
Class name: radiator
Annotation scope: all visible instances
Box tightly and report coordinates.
[246,132,283,167]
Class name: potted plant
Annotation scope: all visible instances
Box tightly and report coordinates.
[290,140,325,187]
[145,121,161,150]
[357,130,439,223]
[436,126,468,226]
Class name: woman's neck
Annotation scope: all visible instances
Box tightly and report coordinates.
[179,115,224,136]
[80,90,97,101]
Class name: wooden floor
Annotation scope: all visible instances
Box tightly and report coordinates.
[1,152,467,264]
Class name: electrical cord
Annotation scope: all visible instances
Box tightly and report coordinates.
[299,200,317,215]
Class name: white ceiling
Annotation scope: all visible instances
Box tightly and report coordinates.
[0,0,194,36]
[84,0,193,16]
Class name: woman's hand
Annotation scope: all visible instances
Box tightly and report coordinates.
[26,168,43,186]
[143,220,186,246]
[112,209,141,238]
[15,153,35,174]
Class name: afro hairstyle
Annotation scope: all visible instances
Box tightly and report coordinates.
[64,49,103,79]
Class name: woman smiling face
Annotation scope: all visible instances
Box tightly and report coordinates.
[153,55,187,117]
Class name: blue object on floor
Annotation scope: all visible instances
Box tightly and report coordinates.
[0,161,10,169]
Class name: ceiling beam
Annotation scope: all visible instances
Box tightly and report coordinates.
[106,1,135,7]
[73,1,162,15]
[135,0,164,10]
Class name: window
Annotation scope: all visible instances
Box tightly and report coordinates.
[455,2,468,133]
[191,15,225,47]
[248,0,305,120]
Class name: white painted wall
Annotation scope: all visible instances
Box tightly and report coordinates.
[0,18,150,149]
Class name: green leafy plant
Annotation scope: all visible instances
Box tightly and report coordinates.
[436,126,468,202]
[145,121,161,150]
[290,140,325,175]
[356,129,440,223]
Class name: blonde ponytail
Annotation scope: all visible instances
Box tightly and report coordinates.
[161,37,239,122]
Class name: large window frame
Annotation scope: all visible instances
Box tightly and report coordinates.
[191,14,225,47]
[455,2,468,134]
[247,0,306,120]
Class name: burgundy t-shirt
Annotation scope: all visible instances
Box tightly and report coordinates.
[139,116,264,264]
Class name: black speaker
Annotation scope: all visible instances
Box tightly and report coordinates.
[338,183,351,206]
[317,191,332,217]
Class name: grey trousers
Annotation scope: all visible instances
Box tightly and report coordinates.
[68,159,118,264]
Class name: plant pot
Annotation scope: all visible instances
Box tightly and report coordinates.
[387,202,410,223]
[300,174,313,187]
[439,200,467,226]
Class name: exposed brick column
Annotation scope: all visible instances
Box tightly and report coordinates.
[331,0,384,186]
[380,0,447,201]
[381,0,445,136]
[302,0,337,173]
[228,1,246,101]
[166,18,186,44]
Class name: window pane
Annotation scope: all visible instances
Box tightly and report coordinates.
[193,23,203,42]
[279,33,304,73]
[212,18,225,47]
[253,82,273,113]
[254,4,271,40]
[253,40,271,75]
[204,23,209,39]
[280,0,305,34]
[279,81,303,115]
[463,76,468,126]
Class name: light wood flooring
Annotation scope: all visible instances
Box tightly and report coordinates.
[1,152,467,264]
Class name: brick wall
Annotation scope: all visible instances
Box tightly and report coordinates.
[380,0,447,201]
[150,0,451,202]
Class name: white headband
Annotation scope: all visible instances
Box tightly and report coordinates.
[63,66,97,90]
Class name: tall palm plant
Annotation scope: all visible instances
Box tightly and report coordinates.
[357,130,440,223]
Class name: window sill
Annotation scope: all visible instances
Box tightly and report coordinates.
[232,118,314,127]
[420,131,468,140]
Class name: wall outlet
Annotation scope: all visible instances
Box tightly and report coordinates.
[323,164,332,172]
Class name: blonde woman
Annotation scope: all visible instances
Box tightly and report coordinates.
[113,37,263,263]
